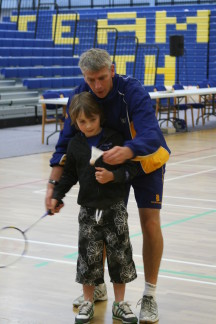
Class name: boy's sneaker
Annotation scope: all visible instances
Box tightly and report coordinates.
[73,283,107,307]
[75,301,94,324]
[138,295,159,323]
[112,301,138,323]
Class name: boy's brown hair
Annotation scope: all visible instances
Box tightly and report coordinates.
[69,92,104,127]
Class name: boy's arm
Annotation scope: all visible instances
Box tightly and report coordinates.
[112,160,138,183]
[52,142,78,202]
[95,161,138,184]
[46,165,64,210]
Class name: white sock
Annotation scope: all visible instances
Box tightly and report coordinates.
[143,282,157,300]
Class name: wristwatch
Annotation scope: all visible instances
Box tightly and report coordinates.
[48,179,59,185]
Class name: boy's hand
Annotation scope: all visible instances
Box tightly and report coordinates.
[50,199,64,215]
[95,167,114,184]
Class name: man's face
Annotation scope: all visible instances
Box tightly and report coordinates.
[83,65,115,99]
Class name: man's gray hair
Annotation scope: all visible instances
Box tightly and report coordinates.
[79,48,112,73]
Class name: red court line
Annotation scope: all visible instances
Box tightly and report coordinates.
[0,179,47,190]
[171,146,216,157]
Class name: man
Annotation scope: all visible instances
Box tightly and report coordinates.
[46,48,171,323]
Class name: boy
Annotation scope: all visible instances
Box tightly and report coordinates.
[50,92,138,324]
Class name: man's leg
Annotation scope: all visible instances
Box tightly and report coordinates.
[139,208,163,285]
[138,207,162,323]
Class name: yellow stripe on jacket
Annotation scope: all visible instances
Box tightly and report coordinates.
[130,122,170,174]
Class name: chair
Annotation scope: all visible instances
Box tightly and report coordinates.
[207,80,216,117]
[154,85,176,127]
[41,91,66,144]
[172,84,194,128]
[196,81,211,125]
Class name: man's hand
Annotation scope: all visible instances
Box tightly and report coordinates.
[103,146,134,165]
[95,167,114,184]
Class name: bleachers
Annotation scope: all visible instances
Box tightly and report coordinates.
[23,76,84,90]
[0,79,41,127]
[0,4,215,90]
[0,38,54,47]
[0,47,74,56]
[0,56,79,67]
[1,66,81,78]
[0,30,34,38]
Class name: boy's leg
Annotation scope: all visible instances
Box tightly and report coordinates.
[74,206,107,308]
[83,285,95,302]
[112,283,138,323]
[73,245,107,307]
[75,285,95,324]
[104,201,137,323]
[113,283,125,302]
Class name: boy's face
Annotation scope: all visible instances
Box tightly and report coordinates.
[76,112,101,137]
[83,65,115,98]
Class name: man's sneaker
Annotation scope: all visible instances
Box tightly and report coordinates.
[112,301,138,323]
[75,301,94,324]
[73,283,108,307]
[138,295,159,323]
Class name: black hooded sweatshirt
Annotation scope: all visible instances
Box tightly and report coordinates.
[53,127,138,210]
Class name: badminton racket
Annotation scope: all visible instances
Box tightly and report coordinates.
[0,201,63,268]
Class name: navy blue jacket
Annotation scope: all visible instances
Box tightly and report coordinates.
[50,74,171,174]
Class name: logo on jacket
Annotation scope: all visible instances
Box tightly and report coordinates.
[120,118,127,124]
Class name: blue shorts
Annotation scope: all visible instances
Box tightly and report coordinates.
[126,165,166,209]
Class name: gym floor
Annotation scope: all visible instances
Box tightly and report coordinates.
[0,126,216,324]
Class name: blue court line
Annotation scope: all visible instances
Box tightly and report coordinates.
[34,252,78,267]
[63,252,78,260]
[35,261,50,268]
[34,209,216,268]
[130,209,216,239]
[136,265,216,281]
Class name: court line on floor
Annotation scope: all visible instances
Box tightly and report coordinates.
[0,179,48,190]
[8,254,216,286]
[130,209,216,239]
[165,167,216,182]
[34,187,215,201]
[2,153,216,191]
[33,189,216,210]
[134,256,216,269]
[168,153,216,165]
[2,209,215,252]
[128,200,216,210]
[1,154,216,191]
[164,196,216,203]
[4,240,215,269]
